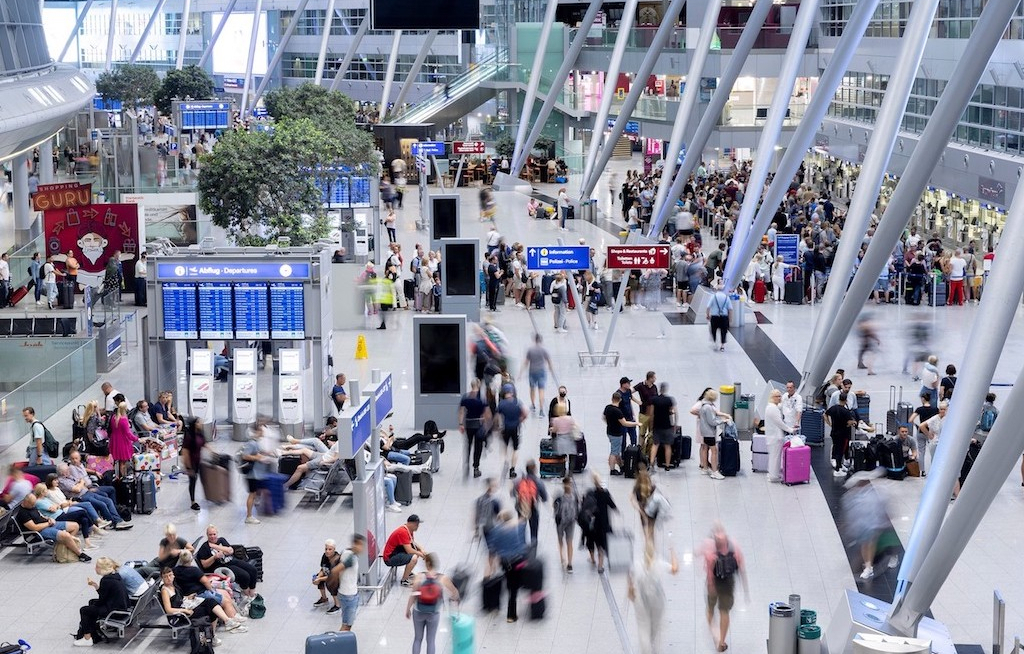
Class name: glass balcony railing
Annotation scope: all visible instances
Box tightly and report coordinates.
[386,49,511,124]
[569,26,687,50]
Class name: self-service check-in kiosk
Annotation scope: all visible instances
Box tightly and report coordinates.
[230,349,258,442]
[188,349,215,437]
[275,348,304,438]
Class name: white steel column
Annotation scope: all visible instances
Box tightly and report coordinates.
[648,0,722,225]
[801,0,1022,616]
[580,0,638,188]
[580,0,687,200]
[328,18,369,91]
[130,0,169,63]
[511,0,560,168]
[643,0,773,237]
[58,0,95,63]
[720,0,880,290]
[510,0,603,177]
[198,0,239,68]
[239,0,265,116]
[104,0,119,70]
[888,177,1024,635]
[801,0,941,385]
[379,31,404,116]
[39,138,55,185]
[252,0,313,106]
[721,0,822,287]
[391,30,438,117]
[175,0,193,70]
[313,0,337,85]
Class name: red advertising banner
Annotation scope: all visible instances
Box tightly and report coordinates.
[44,204,140,288]
[32,182,92,211]
[606,244,671,270]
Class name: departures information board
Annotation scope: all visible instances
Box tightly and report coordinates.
[161,281,304,340]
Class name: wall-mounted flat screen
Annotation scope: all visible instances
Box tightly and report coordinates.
[233,282,270,339]
[371,0,480,30]
[198,282,234,339]
[269,282,305,339]
[163,282,199,339]
[418,323,461,394]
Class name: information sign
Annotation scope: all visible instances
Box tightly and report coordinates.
[605,245,671,269]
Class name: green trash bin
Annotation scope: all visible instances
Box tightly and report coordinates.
[797,624,822,654]
[800,609,817,626]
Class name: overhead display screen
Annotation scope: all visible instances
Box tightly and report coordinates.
[371,0,480,30]
[233,282,270,339]
[162,282,199,339]
[350,177,372,207]
[269,282,306,339]
[198,282,234,339]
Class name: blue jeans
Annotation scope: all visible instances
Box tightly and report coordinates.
[384,475,397,504]
[27,448,52,466]
[560,206,567,229]
[338,593,359,626]
[386,451,411,465]
[82,490,119,523]
[69,501,100,523]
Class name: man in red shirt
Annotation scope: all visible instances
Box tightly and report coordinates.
[383,515,426,586]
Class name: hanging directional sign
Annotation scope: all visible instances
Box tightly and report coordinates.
[606,244,670,269]
[525,245,591,271]
[411,141,445,157]
[452,141,485,155]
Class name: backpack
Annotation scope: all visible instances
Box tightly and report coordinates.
[515,477,538,517]
[418,575,442,605]
[577,491,598,531]
[550,288,562,304]
[53,540,79,563]
[410,257,421,275]
[34,421,59,458]
[713,548,738,580]
[553,491,578,526]
[979,407,997,432]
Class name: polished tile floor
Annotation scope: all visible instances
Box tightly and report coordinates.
[1,157,1021,653]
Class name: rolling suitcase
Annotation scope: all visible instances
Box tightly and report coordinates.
[752,279,767,303]
[8,285,28,307]
[621,445,641,478]
[113,476,134,507]
[418,470,433,498]
[751,434,769,472]
[278,454,301,477]
[134,471,157,514]
[481,575,503,612]
[801,405,825,447]
[718,436,741,476]
[678,432,692,461]
[305,630,358,653]
[451,613,475,654]
[200,461,231,503]
[539,438,557,457]
[572,436,588,473]
[886,386,914,434]
[394,470,413,505]
[419,440,441,474]
[529,591,547,620]
[57,280,75,309]
[782,442,811,485]
[849,441,876,473]
[784,275,804,304]
[263,473,287,514]
[538,456,566,478]
[244,546,264,581]
[518,557,544,591]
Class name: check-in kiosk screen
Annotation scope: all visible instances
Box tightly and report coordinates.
[419,323,461,394]
[235,349,257,373]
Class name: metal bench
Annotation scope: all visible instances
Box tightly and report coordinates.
[16,521,54,556]
[97,577,162,639]
[299,459,352,503]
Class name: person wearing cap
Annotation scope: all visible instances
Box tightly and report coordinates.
[383,515,427,586]
[616,377,641,447]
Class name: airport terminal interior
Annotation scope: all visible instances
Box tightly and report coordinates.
[1,1,1024,653]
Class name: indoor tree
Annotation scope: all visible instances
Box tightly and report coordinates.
[154,65,215,116]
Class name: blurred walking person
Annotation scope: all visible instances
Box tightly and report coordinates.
[702,523,749,652]
[628,540,679,654]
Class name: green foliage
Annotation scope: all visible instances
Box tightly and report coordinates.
[154,65,214,116]
[94,64,160,109]
[265,84,356,129]
[494,133,515,159]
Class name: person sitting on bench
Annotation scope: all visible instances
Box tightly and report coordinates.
[281,439,340,489]
[17,492,90,561]
[383,515,427,586]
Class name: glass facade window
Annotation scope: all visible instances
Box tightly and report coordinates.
[820,0,1024,39]
[284,52,461,83]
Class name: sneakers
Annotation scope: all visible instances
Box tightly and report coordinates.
[113,522,133,531]
[472,468,481,478]
[386,503,402,513]
[833,469,847,477]
[609,469,622,476]
[78,553,93,562]
[225,619,247,632]
[709,471,725,480]
[245,517,262,525]
[400,577,414,587]
[314,598,328,606]
[190,502,201,511]
[326,606,340,615]
[508,468,517,479]
[887,555,900,569]
[72,638,93,647]
[859,566,875,580]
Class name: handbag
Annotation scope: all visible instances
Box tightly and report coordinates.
[247,594,266,619]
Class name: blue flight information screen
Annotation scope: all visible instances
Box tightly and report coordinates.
[350,177,371,207]
[233,282,270,339]
[269,282,305,339]
[198,282,234,339]
[162,282,198,339]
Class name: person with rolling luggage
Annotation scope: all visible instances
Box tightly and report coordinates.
[696,389,731,480]
[646,383,677,471]
[764,390,796,483]
[824,393,858,477]
[603,391,639,477]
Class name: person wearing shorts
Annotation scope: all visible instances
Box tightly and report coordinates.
[332,534,365,630]
[553,477,579,572]
[647,383,677,470]
[521,334,554,416]
[241,426,275,525]
[603,392,638,476]
[703,523,748,652]
[496,389,527,479]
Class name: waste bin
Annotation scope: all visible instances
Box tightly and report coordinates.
[768,603,797,654]
[798,625,822,654]
[800,609,817,626]
[730,293,745,327]
[734,394,755,433]
[719,385,735,419]
[579,198,597,223]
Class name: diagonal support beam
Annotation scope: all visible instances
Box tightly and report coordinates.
[719,0,879,291]
[328,18,369,91]
[580,0,687,201]
[379,30,404,115]
[314,0,338,85]
[801,0,941,388]
[648,0,722,226]
[391,30,438,119]
[59,0,95,63]
[252,0,313,106]
[175,0,192,70]
[130,0,169,63]
[510,0,603,177]
[198,0,239,68]
[105,0,118,70]
[721,0,822,288]
[510,0,560,168]
[239,0,265,117]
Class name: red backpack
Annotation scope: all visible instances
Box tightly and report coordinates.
[516,477,538,518]
[418,575,442,605]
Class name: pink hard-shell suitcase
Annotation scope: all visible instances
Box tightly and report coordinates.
[782,442,811,485]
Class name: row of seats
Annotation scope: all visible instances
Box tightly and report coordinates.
[0,317,77,337]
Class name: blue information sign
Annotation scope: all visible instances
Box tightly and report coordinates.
[411,141,445,157]
[157,262,310,281]
[198,282,234,339]
[350,397,373,454]
[373,374,393,426]
[776,234,800,266]
[525,246,591,271]
[234,283,270,339]
[162,282,198,339]
[269,282,305,339]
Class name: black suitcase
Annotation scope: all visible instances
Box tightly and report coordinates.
[621,445,641,478]
[305,630,358,654]
[533,292,545,309]
[278,454,301,477]
[519,557,544,591]
[572,436,588,473]
[849,441,876,473]
[876,438,904,470]
[403,279,415,300]
[801,406,825,446]
[418,470,433,498]
[57,280,75,309]
[718,437,740,476]
[886,386,914,434]
[541,274,554,295]
[482,575,503,612]
[245,546,265,582]
[135,471,157,514]
[529,592,547,620]
[394,470,413,505]
[784,280,804,304]
[679,433,692,461]
[113,477,134,507]
[927,277,947,306]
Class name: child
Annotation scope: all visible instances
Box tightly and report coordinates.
[586,281,602,330]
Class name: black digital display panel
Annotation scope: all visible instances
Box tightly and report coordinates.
[198,282,234,339]
[371,0,480,30]
[162,282,199,339]
[432,197,458,240]
[234,282,270,339]
[444,243,477,296]
[269,282,305,339]
[418,323,461,394]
